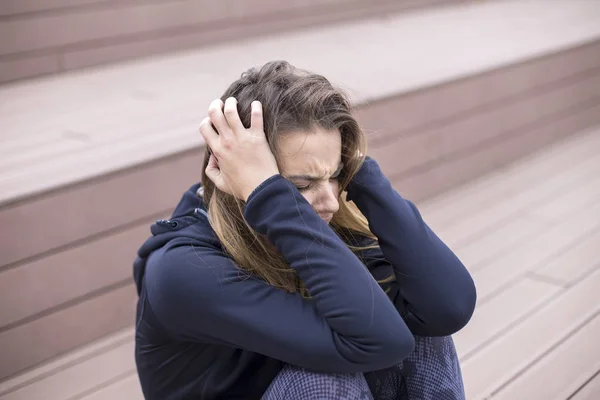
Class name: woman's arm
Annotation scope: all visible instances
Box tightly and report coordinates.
[346,157,477,337]
[144,175,414,373]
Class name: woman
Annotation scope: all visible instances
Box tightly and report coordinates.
[133,61,476,399]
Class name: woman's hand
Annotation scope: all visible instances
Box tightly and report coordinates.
[200,97,280,201]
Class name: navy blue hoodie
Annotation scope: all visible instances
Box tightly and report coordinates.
[133,157,476,399]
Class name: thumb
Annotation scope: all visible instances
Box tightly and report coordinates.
[205,155,222,186]
[205,155,235,196]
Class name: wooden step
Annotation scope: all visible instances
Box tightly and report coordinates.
[0,329,136,400]
[2,0,600,382]
[453,277,562,360]
[0,0,461,83]
[492,313,600,400]
[461,268,600,399]
[470,190,600,302]
[1,126,599,399]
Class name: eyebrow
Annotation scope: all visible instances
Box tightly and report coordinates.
[286,162,344,181]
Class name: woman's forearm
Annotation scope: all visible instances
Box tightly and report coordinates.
[346,157,477,336]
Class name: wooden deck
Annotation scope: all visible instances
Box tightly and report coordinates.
[0,125,598,399]
[2,0,600,207]
[2,1,599,381]
[1,0,600,398]
[421,125,600,400]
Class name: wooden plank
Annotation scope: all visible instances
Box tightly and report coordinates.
[394,100,600,202]
[491,313,600,400]
[453,277,562,360]
[0,221,154,329]
[531,171,600,221]
[5,83,599,209]
[0,336,135,400]
[0,284,136,381]
[571,371,600,400]
[461,268,600,400]
[429,152,600,243]
[10,31,599,144]
[535,229,600,285]
[5,21,600,146]
[0,54,59,83]
[0,0,318,55]
[450,218,544,270]
[7,23,600,145]
[0,122,203,206]
[9,0,600,68]
[0,148,199,268]
[369,70,600,178]
[4,12,600,123]
[1,4,599,202]
[61,0,458,71]
[79,374,143,400]
[2,102,595,271]
[420,125,600,227]
[0,0,109,16]
[0,328,132,396]
[357,37,600,146]
[470,187,600,302]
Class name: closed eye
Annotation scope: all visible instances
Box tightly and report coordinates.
[291,162,344,192]
[296,176,340,192]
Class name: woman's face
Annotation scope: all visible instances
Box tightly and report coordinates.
[278,127,342,224]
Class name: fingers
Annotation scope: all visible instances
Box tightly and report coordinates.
[207,99,232,139]
[250,101,263,133]
[199,117,220,152]
[204,98,264,150]
[223,97,245,132]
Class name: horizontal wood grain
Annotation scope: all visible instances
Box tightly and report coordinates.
[461,268,600,399]
[0,284,135,381]
[492,313,600,400]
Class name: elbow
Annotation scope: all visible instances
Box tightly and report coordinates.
[342,320,415,372]
[371,319,416,369]
[451,276,477,331]
[435,281,478,336]
[408,278,477,337]
[439,299,476,336]
[389,330,415,364]
[436,269,477,336]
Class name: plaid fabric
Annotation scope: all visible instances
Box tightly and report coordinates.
[364,335,465,400]
[261,365,374,399]
[402,335,465,400]
[262,335,465,400]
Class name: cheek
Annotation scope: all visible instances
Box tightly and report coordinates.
[300,181,341,207]
[299,191,316,206]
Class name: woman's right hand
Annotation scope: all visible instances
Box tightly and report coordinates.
[200,97,280,201]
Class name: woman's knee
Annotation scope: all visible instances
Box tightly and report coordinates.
[262,365,373,400]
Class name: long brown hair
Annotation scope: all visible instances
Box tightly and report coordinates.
[201,61,385,297]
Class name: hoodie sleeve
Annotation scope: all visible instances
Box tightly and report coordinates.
[143,174,414,373]
[346,157,477,337]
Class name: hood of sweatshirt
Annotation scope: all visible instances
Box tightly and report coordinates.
[133,183,209,295]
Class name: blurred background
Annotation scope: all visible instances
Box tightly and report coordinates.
[1,0,599,398]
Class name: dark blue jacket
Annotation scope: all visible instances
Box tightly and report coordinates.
[133,157,476,399]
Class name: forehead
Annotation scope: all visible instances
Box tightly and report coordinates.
[278,127,342,176]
